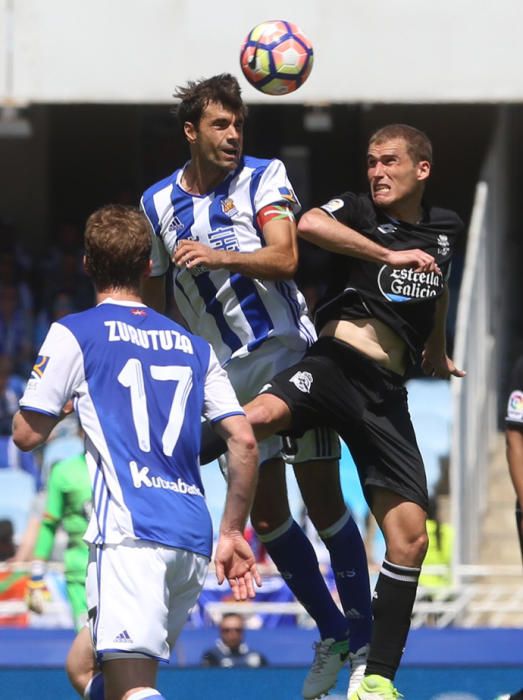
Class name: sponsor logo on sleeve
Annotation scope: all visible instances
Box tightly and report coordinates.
[322,198,344,213]
[278,186,297,204]
[31,355,49,379]
[507,390,523,422]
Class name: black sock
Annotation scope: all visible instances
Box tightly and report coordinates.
[365,559,421,680]
[200,421,227,465]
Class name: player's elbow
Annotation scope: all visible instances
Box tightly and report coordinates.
[280,256,298,279]
[236,426,258,458]
[11,413,42,451]
[297,208,325,242]
[12,427,38,452]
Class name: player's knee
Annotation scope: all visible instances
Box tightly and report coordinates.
[386,528,428,566]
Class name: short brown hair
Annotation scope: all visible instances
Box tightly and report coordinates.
[369,124,433,165]
[173,73,247,130]
[84,205,151,292]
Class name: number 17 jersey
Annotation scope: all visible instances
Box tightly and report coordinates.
[19,299,244,558]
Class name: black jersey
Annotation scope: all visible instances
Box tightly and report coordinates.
[506,356,523,428]
[314,192,463,364]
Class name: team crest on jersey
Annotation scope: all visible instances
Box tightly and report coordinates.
[278,187,297,204]
[221,198,238,217]
[508,390,523,422]
[168,216,184,232]
[289,371,313,394]
[130,308,147,317]
[437,234,450,256]
[31,355,49,379]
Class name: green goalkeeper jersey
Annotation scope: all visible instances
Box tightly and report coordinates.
[33,453,91,582]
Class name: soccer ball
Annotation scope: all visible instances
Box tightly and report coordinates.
[240,20,314,95]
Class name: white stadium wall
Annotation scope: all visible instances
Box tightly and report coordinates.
[1,0,523,105]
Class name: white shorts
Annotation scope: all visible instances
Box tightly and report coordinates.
[86,539,208,662]
[225,337,340,464]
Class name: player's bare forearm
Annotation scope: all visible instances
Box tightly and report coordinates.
[298,208,438,272]
[174,217,298,280]
[221,436,258,533]
[507,428,523,506]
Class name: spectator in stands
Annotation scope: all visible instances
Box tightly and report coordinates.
[0,355,20,436]
[0,519,15,561]
[201,613,268,668]
[41,250,94,313]
[34,290,77,349]
[0,248,34,315]
[0,283,34,376]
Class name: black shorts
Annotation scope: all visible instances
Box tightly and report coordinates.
[264,336,428,510]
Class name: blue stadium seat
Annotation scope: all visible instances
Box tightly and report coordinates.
[0,467,35,540]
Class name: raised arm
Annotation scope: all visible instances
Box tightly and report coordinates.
[298,207,439,273]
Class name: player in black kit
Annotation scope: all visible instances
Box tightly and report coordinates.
[219,124,466,699]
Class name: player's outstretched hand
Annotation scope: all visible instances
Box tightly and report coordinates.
[421,348,466,379]
[386,248,441,274]
[214,531,262,601]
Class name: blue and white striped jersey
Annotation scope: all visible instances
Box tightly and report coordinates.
[19,300,244,557]
[141,156,316,366]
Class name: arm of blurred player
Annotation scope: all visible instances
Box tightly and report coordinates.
[421,286,465,379]
[213,414,261,600]
[173,204,298,280]
[298,207,439,273]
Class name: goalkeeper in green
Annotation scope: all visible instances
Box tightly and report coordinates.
[27,452,91,630]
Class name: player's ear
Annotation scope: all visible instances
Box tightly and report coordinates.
[417,160,431,182]
[184,121,197,144]
[83,255,90,276]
